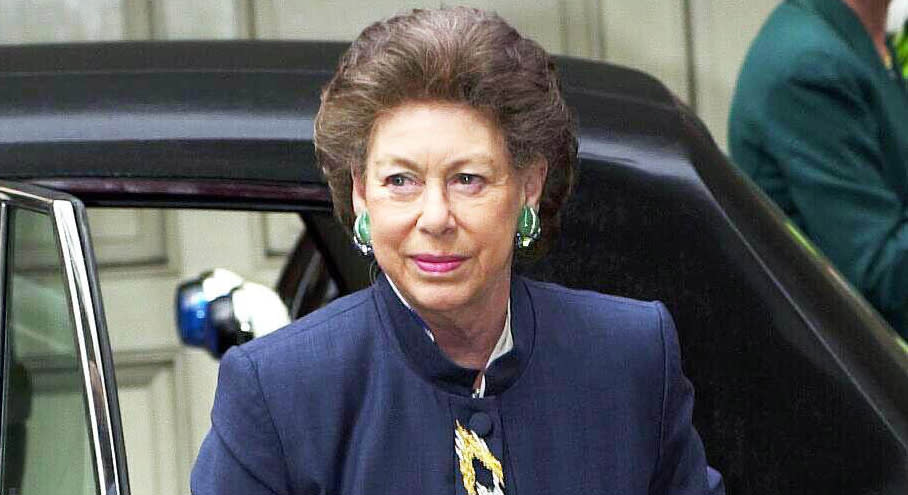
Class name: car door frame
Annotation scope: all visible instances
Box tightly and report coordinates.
[0,180,129,495]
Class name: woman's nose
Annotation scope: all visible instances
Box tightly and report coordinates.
[416,182,455,235]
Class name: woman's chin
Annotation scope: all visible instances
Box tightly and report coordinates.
[409,288,472,314]
[387,259,509,315]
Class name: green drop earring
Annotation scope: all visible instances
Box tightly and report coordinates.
[353,210,373,255]
[515,204,541,249]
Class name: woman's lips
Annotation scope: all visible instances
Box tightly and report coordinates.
[412,255,466,273]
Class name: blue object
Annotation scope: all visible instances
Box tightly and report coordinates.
[176,281,208,347]
[176,276,237,357]
[177,271,255,358]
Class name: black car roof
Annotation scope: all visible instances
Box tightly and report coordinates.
[0,40,678,185]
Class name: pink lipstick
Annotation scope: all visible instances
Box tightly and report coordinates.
[412,254,465,273]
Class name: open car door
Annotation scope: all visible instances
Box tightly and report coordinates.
[0,181,129,495]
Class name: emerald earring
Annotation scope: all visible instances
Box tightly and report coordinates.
[515,205,541,249]
[353,210,373,255]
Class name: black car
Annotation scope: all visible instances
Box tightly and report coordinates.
[1,41,907,495]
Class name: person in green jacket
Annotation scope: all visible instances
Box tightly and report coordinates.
[895,19,908,77]
[729,0,908,338]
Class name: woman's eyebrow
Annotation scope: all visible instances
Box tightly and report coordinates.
[371,155,422,171]
[371,153,496,170]
[447,154,495,167]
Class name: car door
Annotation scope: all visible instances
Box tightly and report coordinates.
[0,181,129,495]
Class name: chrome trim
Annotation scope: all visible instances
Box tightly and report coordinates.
[0,181,127,495]
[0,182,56,211]
[53,201,122,495]
[0,202,9,482]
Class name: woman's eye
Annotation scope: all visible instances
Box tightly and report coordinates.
[387,174,411,187]
[451,174,485,193]
[454,174,484,187]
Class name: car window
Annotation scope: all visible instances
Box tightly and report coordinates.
[1,207,98,495]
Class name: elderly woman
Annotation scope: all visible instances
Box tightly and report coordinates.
[192,8,721,495]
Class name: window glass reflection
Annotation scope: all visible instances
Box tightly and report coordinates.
[2,207,97,495]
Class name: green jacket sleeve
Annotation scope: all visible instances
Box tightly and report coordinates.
[764,54,908,318]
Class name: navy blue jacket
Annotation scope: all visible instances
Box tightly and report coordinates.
[192,275,722,494]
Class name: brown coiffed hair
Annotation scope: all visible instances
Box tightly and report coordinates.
[313,7,577,252]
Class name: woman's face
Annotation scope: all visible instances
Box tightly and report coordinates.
[353,101,546,315]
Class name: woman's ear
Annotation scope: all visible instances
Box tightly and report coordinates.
[523,157,548,208]
[351,168,366,215]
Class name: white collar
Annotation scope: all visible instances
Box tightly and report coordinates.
[386,276,513,395]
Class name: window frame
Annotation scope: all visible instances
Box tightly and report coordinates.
[0,180,129,495]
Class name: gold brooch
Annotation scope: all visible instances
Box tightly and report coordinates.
[454,420,505,495]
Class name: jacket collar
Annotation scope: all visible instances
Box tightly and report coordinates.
[372,272,536,397]
[792,0,893,75]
